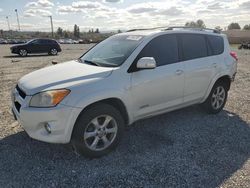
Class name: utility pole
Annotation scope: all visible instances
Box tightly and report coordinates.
[15,9,20,31]
[6,16,10,31]
[49,16,54,38]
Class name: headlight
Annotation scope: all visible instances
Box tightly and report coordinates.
[29,89,70,107]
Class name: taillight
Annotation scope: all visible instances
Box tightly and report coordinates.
[230,51,238,61]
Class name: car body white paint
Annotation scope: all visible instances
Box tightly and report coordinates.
[12,29,237,144]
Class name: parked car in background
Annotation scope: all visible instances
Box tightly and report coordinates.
[58,39,65,44]
[65,39,77,44]
[12,27,237,158]
[0,39,26,44]
[10,38,62,57]
[0,39,8,44]
[238,41,250,49]
[58,39,77,44]
[78,39,92,44]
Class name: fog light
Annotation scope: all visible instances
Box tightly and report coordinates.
[44,123,51,134]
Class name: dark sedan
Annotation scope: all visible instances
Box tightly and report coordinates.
[10,38,62,57]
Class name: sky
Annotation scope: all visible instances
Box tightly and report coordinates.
[0,0,250,32]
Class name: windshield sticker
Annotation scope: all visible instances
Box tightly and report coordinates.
[126,36,142,41]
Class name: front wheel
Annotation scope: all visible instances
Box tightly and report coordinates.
[19,49,27,57]
[202,82,228,114]
[71,103,125,158]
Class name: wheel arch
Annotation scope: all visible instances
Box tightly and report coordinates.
[215,75,231,91]
[69,97,130,142]
[202,74,231,103]
[75,97,129,125]
[18,47,28,53]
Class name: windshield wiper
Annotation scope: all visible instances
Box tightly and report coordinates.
[80,59,118,67]
[98,61,119,67]
[83,60,100,66]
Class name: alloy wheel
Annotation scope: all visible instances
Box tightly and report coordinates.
[211,86,226,110]
[19,49,27,56]
[50,49,57,55]
[83,115,118,151]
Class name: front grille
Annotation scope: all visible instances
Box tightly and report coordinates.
[16,85,26,99]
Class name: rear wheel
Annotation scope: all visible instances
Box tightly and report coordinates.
[71,103,125,158]
[202,82,228,114]
[49,48,58,55]
[19,49,27,57]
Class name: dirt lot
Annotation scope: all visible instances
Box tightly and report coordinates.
[0,44,249,187]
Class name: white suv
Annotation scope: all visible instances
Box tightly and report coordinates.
[12,27,237,157]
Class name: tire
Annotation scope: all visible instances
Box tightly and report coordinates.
[202,81,228,114]
[49,48,58,55]
[71,103,125,158]
[19,49,27,57]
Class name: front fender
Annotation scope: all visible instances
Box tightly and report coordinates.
[66,88,133,123]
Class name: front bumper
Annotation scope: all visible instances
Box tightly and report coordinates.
[10,48,19,54]
[11,86,81,144]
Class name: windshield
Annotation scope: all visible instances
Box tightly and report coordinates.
[26,39,36,44]
[80,35,144,67]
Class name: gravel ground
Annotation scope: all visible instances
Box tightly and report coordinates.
[0,44,249,188]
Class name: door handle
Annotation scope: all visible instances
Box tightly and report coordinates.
[175,69,183,75]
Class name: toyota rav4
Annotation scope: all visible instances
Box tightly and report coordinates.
[11,27,237,158]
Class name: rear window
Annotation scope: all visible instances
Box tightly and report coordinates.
[181,34,207,61]
[207,35,224,55]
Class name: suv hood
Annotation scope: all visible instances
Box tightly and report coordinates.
[18,60,113,95]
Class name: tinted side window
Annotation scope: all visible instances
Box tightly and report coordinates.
[43,40,52,44]
[47,40,55,44]
[137,34,179,66]
[181,34,207,61]
[40,40,47,44]
[31,40,40,44]
[207,35,224,55]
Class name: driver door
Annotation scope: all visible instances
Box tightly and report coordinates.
[130,34,185,118]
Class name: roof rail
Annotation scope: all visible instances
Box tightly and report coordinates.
[126,26,169,32]
[126,26,221,34]
[165,26,221,34]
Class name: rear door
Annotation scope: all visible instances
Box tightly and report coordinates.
[39,39,50,53]
[180,33,219,103]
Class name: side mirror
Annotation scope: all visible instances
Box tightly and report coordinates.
[136,57,156,69]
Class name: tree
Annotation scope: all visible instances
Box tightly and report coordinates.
[196,19,206,28]
[63,30,69,38]
[215,26,222,31]
[0,30,3,38]
[185,20,206,28]
[117,29,122,33]
[57,27,63,37]
[228,23,241,30]
[95,28,100,33]
[243,24,250,30]
[73,24,80,38]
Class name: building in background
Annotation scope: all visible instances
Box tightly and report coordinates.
[223,30,250,44]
